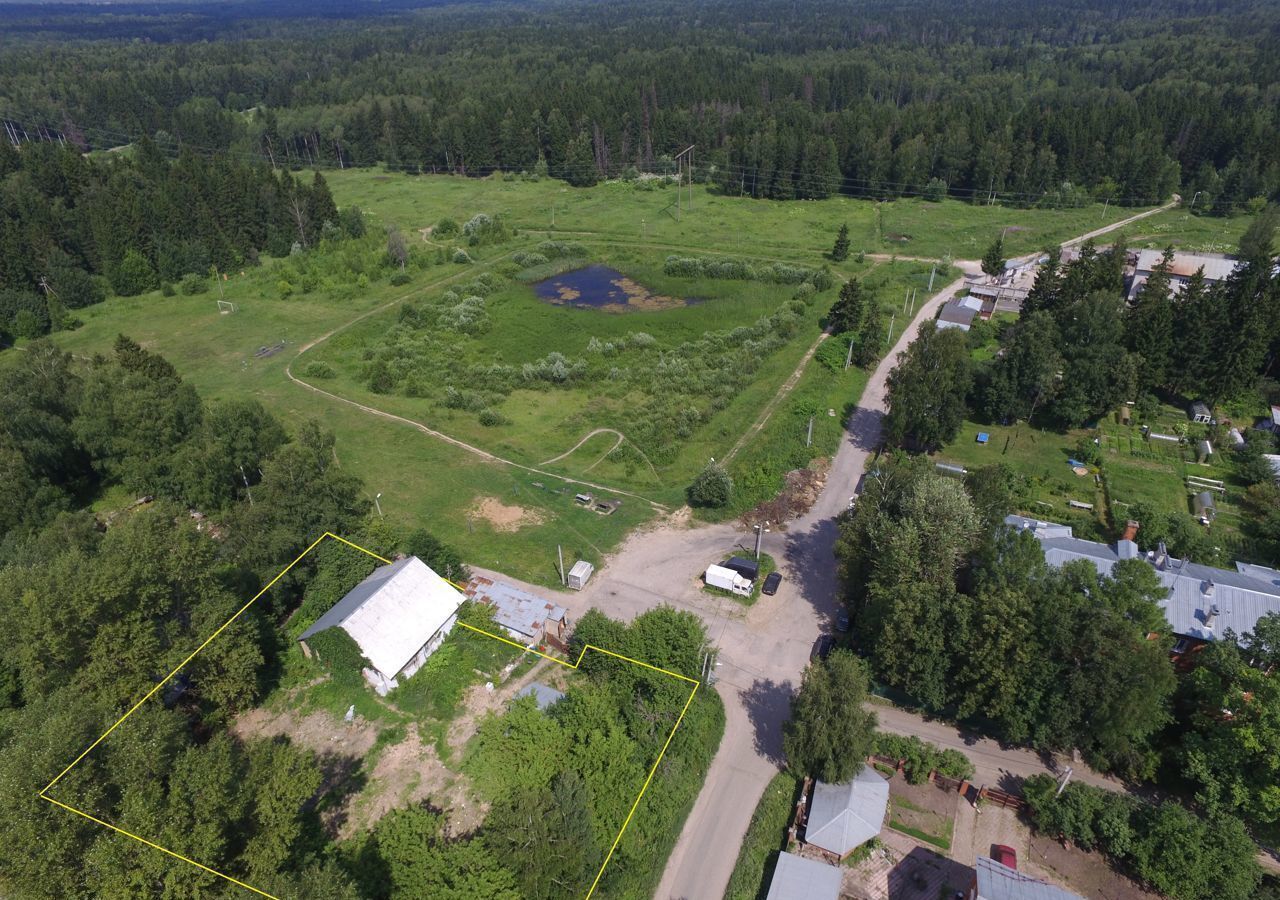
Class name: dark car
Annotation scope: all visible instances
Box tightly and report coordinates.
[811,634,835,661]
[762,571,782,595]
[991,844,1017,870]
[836,609,851,632]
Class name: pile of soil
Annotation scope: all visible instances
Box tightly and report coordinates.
[741,459,829,527]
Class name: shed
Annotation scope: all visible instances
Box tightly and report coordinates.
[936,299,977,332]
[465,576,568,643]
[567,560,594,590]
[972,855,1083,900]
[1189,400,1214,424]
[1194,491,1217,525]
[515,682,565,711]
[804,766,890,858]
[764,851,841,900]
[298,556,463,696]
[725,556,760,581]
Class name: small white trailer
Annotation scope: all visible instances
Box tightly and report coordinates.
[705,564,752,597]
[567,560,594,590]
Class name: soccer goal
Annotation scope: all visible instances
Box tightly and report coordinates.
[216,300,237,315]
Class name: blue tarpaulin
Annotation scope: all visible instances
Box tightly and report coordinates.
[976,432,990,444]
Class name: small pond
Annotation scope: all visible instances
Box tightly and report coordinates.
[532,265,697,312]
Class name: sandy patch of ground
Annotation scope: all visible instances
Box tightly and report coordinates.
[470,495,547,532]
[231,706,380,759]
[341,729,487,839]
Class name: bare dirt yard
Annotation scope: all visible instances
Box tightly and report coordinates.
[469,495,548,532]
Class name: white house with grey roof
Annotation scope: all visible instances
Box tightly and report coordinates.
[967,855,1082,900]
[804,766,890,859]
[1006,515,1280,654]
[298,556,463,696]
[765,851,842,900]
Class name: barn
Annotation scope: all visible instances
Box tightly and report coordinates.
[298,556,464,696]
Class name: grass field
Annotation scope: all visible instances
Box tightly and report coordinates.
[13,171,1177,582]
[326,169,1161,263]
[934,399,1266,559]
[1122,207,1256,253]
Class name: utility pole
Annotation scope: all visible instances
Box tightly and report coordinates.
[844,339,854,370]
[806,416,814,447]
[887,312,895,345]
[909,289,917,316]
[903,288,910,314]
[557,544,565,586]
[674,145,695,218]
[754,524,763,559]
[1055,767,1074,797]
[928,264,936,291]
[1101,197,1110,220]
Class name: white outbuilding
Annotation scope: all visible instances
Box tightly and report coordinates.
[298,556,463,695]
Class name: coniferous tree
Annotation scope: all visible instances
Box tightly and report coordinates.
[981,235,1006,278]
[830,223,851,262]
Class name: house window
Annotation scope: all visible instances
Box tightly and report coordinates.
[1173,637,1189,654]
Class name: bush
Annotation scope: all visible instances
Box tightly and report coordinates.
[663,254,831,289]
[160,282,175,297]
[462,212,511,246]
[872,734,974,784]
[536,240,587,259]
[451,248,472,264]
[389,270,411,286]
[110,249,158,296]
[301,361,336,379]
[178,273,209,295]
[478,408,510,427]
[435,217,460,237]
[687,461,733,508]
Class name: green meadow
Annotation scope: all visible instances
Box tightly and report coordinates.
[16,171,1178,583]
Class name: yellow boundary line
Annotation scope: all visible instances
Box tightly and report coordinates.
[38,532,699,900]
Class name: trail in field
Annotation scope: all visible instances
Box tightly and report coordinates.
[721,330,831,465]
[539,427,624,465]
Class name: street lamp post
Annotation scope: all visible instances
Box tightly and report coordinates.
[374,492,383,517]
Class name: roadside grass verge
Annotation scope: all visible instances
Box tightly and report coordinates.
[723,771,801,900]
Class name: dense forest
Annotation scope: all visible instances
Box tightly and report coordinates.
[1,0,1278,209]
[0,139,351,334]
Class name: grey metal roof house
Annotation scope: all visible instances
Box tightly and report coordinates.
[805,766,890,858]
[514,682,565,711]
[465,576,568,643]
[765,851,842,900]
[1005,515,1280,649]
[298,556,464,696]
[969,855,1082,900]
[936,298,978,331]
[1127,249,1239,303]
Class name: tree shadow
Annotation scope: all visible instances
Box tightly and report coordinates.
[741,678,793,766]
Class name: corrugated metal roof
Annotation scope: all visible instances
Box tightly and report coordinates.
[298,557,463,678]
[937,300,977,327]
[975,856,1082,900]
[568,560,594,579]
[1134,248,1238,282]
[1005,515,1280,644]
[515,682,565,710]
[764,851,842,900]
[805,766,889,857]
[465,577,565,639]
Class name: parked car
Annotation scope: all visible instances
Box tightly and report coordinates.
[811,634,835,661]
[991,844,1017,869]
[836,609,851,632]
[762,571,782,595]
